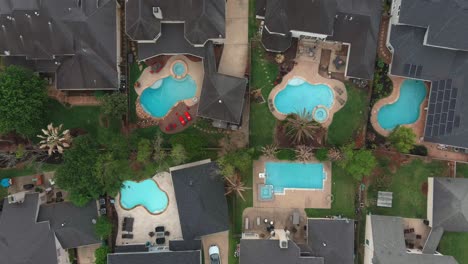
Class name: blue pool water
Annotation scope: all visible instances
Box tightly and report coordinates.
[265,162,326,193]
[259,185,274,200]
[314,107,328,122]
[377,79,426,130]
[120,179,168,214]
[274,77,334,117]
[140,75,196,118]
[173,62,186,76]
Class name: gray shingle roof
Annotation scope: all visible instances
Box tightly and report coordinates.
[38,201,100,249]
[0,0,118,90]
[198,42,247,125]
[124,0,225,45]
[399,0,468,51]
[368,215,458,264]
[431,177,468,232]
[170,161,229,241]
[307,218,354,264]
[259,0,381,80]
[389,25,468,148]
[107,251,201,264]
[240,239,324,264]
[0,193,58,264]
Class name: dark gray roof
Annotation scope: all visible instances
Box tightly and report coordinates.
[389,25,468,148]
[137,23,204,61]
[171,161,229,241]
[431,177,468,232]
[264,0,337,36]
[422,227,444,254]
[124,0,225,45]
[0,0,118,90]
[38,201,100,249]
[259,0,381,79]
[399,0,468,51]
[169,239,203,251]
[307,218,354,264]
[0,193,58,264]
[261,27,292,52]
[198,42,247,125]
[369,215,458,264]
[114,244,149,253]
[107,251,201,264]
[240,239,324,264]
[256,0,267,17]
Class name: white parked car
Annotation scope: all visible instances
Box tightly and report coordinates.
[209,245,221,264]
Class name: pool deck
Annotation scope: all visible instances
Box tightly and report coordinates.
[114,172,183,246]
[134,55,204,121]
[253,156,332,209]
[370,76,429,137]
[268,49,347,128]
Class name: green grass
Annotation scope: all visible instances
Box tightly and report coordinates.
[327,84,368,146]
[128,62,144,123]
[439,232,468,263]
[46,99,102,138]
[305,163,356,218]
[456,162,468,178]
[368,158,448,218]
[249,44,279,147]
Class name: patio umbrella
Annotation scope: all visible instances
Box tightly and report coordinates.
[1,178,11,188]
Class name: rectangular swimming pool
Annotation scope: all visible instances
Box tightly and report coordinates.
[265,162,326,193]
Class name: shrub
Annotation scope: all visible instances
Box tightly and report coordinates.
[94,246,109,264]
[389,126,416,153]
[170,144,187,165]
[410,145,428,156]
[169,134,204,160]
[136,139,152,163]
[276,149,296,160]
[99,92,127,118]
[94,216,113,238]
[315,148,329,161]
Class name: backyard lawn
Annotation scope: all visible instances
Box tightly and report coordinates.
[249,44,279,147]
[439,232,468,263]
[367,158,448,218]
[128,62,144,123]
[305,163,356,218]
[327,83,368,146]
[456,162,468,177]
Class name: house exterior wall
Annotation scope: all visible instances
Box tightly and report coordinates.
[363,214,375,264]
[55,236,71,264]
[390,0,402,25]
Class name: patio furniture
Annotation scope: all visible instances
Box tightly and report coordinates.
[184,111,192,121]
[178,115,186,126]
[155,226,165,232]
[122,234,133,239]
[292,211,300,225]
[416,234,422,239]
[56,192,63,202]
[164,231,170,236]
[149,232,155,237]
[123,218,134,232]
[156,237,165,245]
[257,217,261,226]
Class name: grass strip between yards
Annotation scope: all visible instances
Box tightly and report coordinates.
[128,62,144,123]
[327,83,368,146]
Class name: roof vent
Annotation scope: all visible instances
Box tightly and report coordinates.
[153,7,163,19]
[280,239,288,248]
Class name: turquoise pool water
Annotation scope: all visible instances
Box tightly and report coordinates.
[314,107,328,122]
[259,185,274,200]
[265,162,326,193]
[377,79,426,130]
[173,62,186,76]
[274,77,334,119]
[120,179,168,214]
[140,75,196,118]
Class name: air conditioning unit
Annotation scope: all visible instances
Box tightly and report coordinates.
[153,7,163,19]
[279,239,288,249]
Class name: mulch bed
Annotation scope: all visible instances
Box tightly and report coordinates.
[421,182,428,197]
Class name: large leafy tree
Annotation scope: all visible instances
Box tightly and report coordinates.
[389,126,416,153]
[55,135,102,206]
[0,66,48,137]
[338,144,377,181]
[99,92,127,118]
[94,153,131,197]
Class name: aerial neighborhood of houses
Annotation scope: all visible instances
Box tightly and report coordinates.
[1,0,468,264]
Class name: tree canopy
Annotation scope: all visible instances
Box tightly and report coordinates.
[94,216,113,238]
[0,66,48,137]
[389,126,416,153]
[99,92,127,118]
[338,144,377,181]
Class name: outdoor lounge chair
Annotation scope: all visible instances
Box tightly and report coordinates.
[155,226,165,232]
[184,111,192,121]
[156,237,165,245]
[122,234,133,239]
[178,115,186,126]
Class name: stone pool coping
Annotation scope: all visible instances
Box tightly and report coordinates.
[134,55,204,121]
[370,76,429,137]
[268,57,347,128]
[119,178,170,215]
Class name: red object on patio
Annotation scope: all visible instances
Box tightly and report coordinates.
[171,123,177,129]
[184,111,192,121]
[178,116,186,126]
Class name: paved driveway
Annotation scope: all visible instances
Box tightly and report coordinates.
[202,231,229,264]
[218,0,248,78]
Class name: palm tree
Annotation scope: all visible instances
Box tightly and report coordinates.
[37,123,71,156]
[261,144,278,158]
[284,109,321,145]
[224,174,251,202]
[328,147,343,161]
[295,145,313,162]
